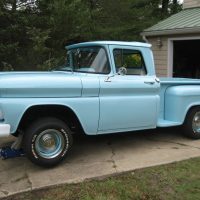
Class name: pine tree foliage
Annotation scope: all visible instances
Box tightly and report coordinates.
[0,0,182,71]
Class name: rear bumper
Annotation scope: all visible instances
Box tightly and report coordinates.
[0,124,11,137]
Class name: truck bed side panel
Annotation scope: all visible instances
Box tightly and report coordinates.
[164,85,200,124]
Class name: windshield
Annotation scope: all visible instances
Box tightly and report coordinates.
[56,46,110,74]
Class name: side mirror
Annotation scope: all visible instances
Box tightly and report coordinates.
[118,67,127,76]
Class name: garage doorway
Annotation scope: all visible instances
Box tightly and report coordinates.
[173,39,200,78]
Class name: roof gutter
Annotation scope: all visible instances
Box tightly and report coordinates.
[141,27,200,37]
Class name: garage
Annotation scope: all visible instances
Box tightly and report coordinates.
[141,0,200,78]
[173,39,200,78]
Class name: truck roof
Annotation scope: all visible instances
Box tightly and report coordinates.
[66,41,152,49]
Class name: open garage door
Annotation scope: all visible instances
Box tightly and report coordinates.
[173,40,200,78]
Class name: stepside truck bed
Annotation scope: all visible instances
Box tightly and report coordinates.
[158,78,200,127]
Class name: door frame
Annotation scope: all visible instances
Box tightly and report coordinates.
[167,36,200,77]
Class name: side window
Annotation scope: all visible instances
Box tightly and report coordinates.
[113,49,147,75]
[70,47,110,74]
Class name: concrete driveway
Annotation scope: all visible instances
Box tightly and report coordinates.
[1,128,200,198]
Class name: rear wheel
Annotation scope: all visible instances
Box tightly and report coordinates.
[23,117,73,167]
[183,107,200,139]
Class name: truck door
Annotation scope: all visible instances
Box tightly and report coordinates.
[98,45,160,133]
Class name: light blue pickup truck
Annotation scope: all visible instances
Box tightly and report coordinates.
[1,41,200,167]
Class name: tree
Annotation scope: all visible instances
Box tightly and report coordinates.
[0,0,183,71]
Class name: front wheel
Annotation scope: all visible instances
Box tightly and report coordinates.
[183,107,200,139]
[23,117,73,167]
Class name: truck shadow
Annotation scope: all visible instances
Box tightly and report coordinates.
[65,126,188,164]
[73,126,183,145]
[0,127,183,146]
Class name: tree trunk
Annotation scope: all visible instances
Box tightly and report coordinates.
[12,0,17,12]
[162,0,169,15]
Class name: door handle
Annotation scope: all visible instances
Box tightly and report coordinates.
[104,75,115,82]
[104,77,112,82]
[144,81,155,85]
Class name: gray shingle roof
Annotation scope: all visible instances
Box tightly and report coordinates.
[142,8,200,36]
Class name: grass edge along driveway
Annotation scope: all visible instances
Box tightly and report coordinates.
[4,157,200,200]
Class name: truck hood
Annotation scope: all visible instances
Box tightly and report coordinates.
[0,71,82,98]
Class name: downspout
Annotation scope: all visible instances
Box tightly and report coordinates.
[142,35,149,43]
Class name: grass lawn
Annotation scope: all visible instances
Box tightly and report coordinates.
[4,157,200,200]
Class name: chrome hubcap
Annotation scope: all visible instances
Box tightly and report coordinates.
[192,111,200,133]
[35,129,65,159]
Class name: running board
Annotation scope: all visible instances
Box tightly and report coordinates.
[157,119,181,127]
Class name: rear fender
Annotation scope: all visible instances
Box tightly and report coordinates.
[165,85,200,124]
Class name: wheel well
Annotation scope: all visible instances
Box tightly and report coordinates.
[18,105,84,134]
[184,105,200,122]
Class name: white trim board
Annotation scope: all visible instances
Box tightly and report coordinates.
[167,36,200,77]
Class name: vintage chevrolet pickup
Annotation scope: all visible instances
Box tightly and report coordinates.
[1,41,200,167]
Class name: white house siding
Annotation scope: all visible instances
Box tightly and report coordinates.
[183,0,200,9]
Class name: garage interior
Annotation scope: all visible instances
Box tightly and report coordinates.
[173,40,200,78]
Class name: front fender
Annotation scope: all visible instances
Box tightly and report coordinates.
[0,97,99,135]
